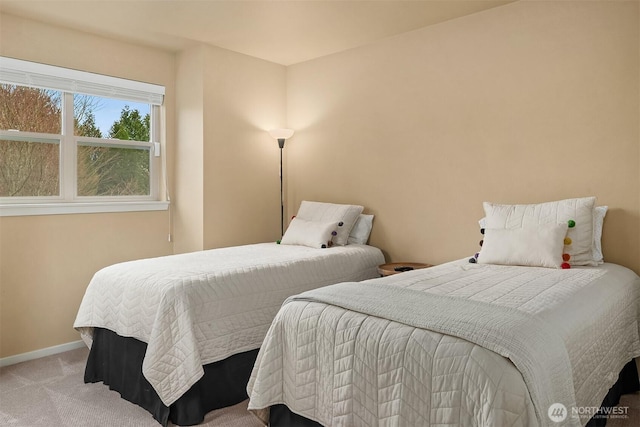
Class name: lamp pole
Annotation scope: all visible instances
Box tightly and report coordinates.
[268,129,294,238]
[278,138,285,237]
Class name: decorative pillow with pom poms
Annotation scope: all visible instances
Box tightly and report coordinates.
[280,218,339,249]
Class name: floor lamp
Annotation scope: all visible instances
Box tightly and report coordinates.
[268,128,295,237]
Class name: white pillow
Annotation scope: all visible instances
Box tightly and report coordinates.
[348,214,374,245]
[280,218,336,248]
[295,201,363,246]
[592,206,608,264]
[479,203,608,264]
[478,224,568,268]
[483,197,596,266]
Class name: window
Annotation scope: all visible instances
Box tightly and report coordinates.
[0,57,167,216]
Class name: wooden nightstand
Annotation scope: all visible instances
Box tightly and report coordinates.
[377,262,433,277]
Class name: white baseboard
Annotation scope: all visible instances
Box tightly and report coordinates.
[0,340,86,368]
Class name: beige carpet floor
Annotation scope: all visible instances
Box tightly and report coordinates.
[0,347,638,426]
[0,347,262,426]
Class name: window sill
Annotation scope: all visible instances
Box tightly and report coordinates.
[0,201,169,217]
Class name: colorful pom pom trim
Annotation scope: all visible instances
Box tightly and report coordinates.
[563,223,574,267]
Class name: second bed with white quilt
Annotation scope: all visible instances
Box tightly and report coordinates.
[247,197,640,427]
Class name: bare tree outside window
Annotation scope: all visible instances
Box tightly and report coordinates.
[0,84,61,197]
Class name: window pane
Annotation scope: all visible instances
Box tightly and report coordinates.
[74,94,150,141]
[0,84,61,133]
[0,137,60,197]
[77,142,150,196]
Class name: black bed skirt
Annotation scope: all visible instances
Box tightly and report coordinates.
[84,328,259,426]
[270,359,639,427]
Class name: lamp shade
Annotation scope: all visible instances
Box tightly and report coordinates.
[268,128,294,140]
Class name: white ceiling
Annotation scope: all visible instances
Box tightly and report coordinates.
[0,0,515,66]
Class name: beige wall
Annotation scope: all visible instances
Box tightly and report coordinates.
[174,46,205,253]
[286,0,640,273]
[0,14,175,357]
[0,213,171,357]
[202,45,287,249]
[173,44,287,253]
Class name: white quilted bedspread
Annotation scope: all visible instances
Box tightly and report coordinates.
[247,260,640,427]
[73,243,384,406]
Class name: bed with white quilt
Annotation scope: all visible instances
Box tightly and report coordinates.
[73,201,385,426]
[247,197,640,427]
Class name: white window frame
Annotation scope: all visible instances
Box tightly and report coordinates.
[0,57,168,216]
